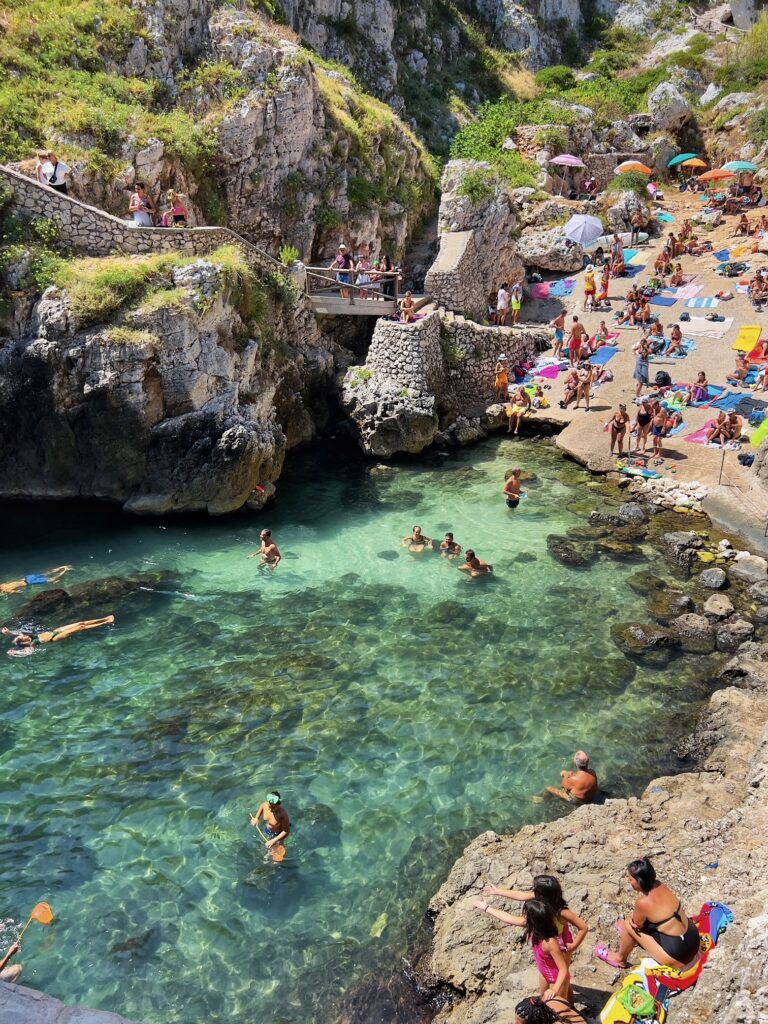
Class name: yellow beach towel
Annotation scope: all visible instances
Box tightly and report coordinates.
[732,325,761,351]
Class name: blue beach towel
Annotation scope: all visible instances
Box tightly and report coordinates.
[690,384,724,407]
[650,295,677,306]
[548,279,576,297]
[590,347,618,366]
[685,296,720,309]
[745,368,760,385]
[657,211,675,223]
[652,339,695,360]
[622,249,639,261]
[713,249,730,262]
[712,391,749,411]
[623,265,645,277]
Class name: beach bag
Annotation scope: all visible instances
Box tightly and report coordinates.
[738,452,755,466]
[535,334,552,352]
[680,311,690,321]
[617,983,658,1019]
[749,410,766,426]
[655,371,672,387]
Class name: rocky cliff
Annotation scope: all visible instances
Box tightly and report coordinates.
[0,246,345,515]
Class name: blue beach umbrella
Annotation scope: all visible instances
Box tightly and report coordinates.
[722,160,758,172]
[668,152,698,168]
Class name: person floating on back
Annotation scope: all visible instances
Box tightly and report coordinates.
[545,750,598,805]
[4,616,114,657]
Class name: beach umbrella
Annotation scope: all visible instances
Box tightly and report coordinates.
[667,152,698,168]
[563,214,603,245]
[681,158,707,168]
[698,168,736,182]
[550,154,585,167]
[549,154,586,195]
[615,160,653,175]
[722,160,758,172]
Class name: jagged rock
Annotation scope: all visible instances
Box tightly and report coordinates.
[617,502,646,525]
[670,67,706,97]
[594,538,641,559]
[729,554,768,584]
[714,91,755,113]
[611,621,680,657]
[546,535,597,567]
[661,531,704,567]
[15,572,176,621]
[704,594,735,620]
[436,416,486,447]
[700,83,723,106]
[719,650,768,690]
[672,612,716,653]
[648,589,694,624]
[717,617,755,652]
[604,120,646,152]
[607,192,651,233]
[700,567,728,589]
[515,227,584,272]
[647,82,692,132]
[748,580,768,604]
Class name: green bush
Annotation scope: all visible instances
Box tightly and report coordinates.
[533,127,569,154]
[347,176,387,211]
[457,168,495,203]
[535,65,577,91]
[279,244,300,266]
[716,13,768,86]
[749,108,768,146]
[608,171,650,198]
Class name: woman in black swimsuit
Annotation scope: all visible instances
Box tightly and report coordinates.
[595,856,700,970]
[609,404,630,457]
[633,399,652,455]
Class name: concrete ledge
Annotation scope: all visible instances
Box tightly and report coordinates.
[0,981,142,1024]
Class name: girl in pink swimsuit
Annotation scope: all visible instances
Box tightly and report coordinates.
[473,897,572,1001]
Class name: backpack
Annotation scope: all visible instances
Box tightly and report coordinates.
[749,409,766,426]
[680,311,690,321]
[655,371,672,387]
[738,452,755,466]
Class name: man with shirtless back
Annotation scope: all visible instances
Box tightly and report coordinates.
[249,529,281,568]
[503,468,525,510]
[545,750,598,805]
[567,316,588,368]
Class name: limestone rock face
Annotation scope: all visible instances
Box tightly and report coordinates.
[647,82,693,132]
[0,260,338,515]
[437,161,525,298]
[607,191,651,233]
[516,227,584,272]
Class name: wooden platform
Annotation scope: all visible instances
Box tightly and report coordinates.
[308,295,398,316]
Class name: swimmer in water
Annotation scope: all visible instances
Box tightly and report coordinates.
[459,550,493,576]
[439,532,462,559]
[503,468,525,510]
[401,526,433,553]
[4,615,115,656]
[250,790,291,860]
[249,529,281,568]
[0,566,73,595]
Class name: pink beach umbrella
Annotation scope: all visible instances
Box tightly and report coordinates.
[550,154,586,195]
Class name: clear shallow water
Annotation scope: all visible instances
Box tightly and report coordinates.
[0,439,711,1023]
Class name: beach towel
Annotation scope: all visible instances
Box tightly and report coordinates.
[686,316,734,338]
[657,211,675,223]
[530,282,550,300]
[590,347,619,366]
[685,421,716,444]
[628,252,647,267]
[736,284,751,294]
[623,264,645,277]
[712,390,749,411]
[536,364,560,379]
[736,395,768,417]
[732,325,762,351]
[590,331,620,347]
[713,249,730,262]
[673,284,703,300]
[651,339,695,360]
[748,342,767,362]
[549,279,575,297]
[685,296,720,308]
[622,249,639,261]
[650,295,678,306]
[692,384,725,407]
[744,368,760,385]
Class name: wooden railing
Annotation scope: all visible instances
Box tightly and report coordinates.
[305,266,400,308]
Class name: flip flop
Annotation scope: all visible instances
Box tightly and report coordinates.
[594,944,627,969]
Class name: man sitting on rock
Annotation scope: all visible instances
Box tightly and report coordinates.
[545,750,598,805]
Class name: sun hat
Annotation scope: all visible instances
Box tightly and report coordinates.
[586,263,594,272]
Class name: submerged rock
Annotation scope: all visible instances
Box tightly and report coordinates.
[594,538,642,561]
[627,571,666,597]
[546,535,597,567]
[716,617,755,652]
[672,612,716,654]
[15,570,176,621]
[648,589,694,624]
[611,622,680,658]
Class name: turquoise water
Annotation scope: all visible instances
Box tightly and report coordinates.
[0,439,711,1022]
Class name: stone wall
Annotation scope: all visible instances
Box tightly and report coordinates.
[0,166,280,275]
[586,151,653,190]
[1,981,141,1024]
[341,309,545,457]
[424,231,487,321]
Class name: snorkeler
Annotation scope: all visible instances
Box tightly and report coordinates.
[439,533,462,559]
[249,529,281,568]
[250,791,291,858]
[503,468,525,510]
[4,615,115,656]
[0,566,73,595]
[401,526,433,552]
[459,550,493,577]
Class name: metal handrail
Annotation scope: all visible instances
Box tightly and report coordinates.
[304,266,400,305]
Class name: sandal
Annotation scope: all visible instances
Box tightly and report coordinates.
[594,944,628,969]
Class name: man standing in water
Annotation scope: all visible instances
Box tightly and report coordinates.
[459,550,493,576]
[251,791,291,851]
[545,751,598,805]
[440,532,462,559]
[249,529,281,568]
[503,468,525,510]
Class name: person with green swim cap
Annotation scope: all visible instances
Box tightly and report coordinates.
[250,790,291,851]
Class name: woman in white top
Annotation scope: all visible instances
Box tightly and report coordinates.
[355,254,372,299]
[128,183,157,227]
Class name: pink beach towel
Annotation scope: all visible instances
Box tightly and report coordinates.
[674,284,703,300]
[530,283,550,300]
[537,365,561,379]
[684,421,716,445]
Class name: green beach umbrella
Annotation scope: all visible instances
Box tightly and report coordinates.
[722,160,758,172]
[667,152,698,168]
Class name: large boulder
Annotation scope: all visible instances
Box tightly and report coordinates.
[611,622,680,657]
[714,91,755,114]
[729,554,768,584]
[515,227,584,272]
[716,617,755,652]
[661,531,704,568]
[438,160,525,295]
[647,82,692,133]
[607,191,651,233]
[700,567,728,589]
[672,612,716,653]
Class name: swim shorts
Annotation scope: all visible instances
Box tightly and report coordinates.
[506,497,520,509]
[555,329,564,342]
[511,299,521,310]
